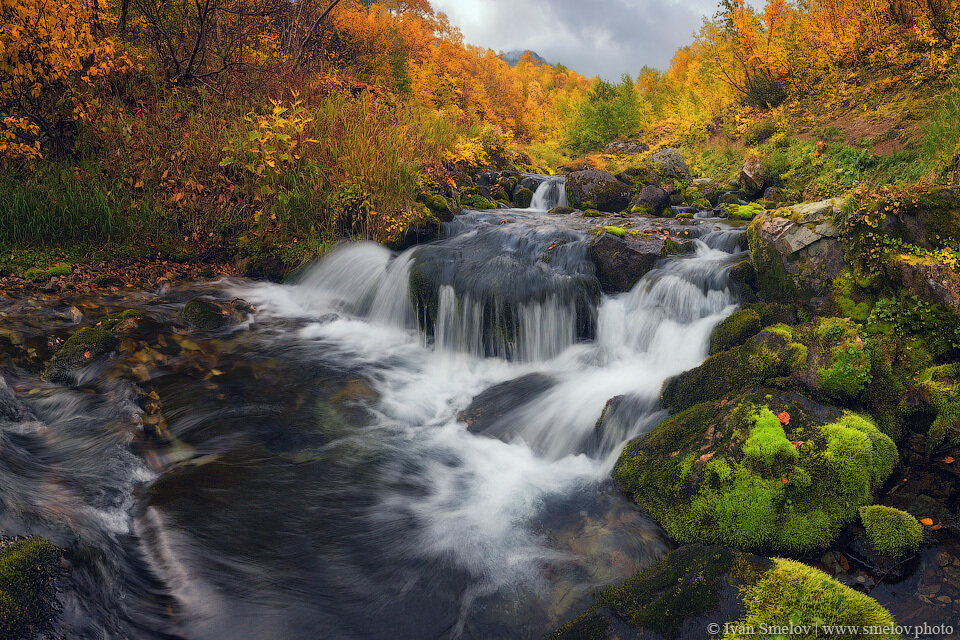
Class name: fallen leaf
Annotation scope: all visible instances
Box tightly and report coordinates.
[944,456,955,464]
[83,351,91,359]
[920,518,935,526]
[838,555,850,571]
[932,523,943,531]
[781,477,788,484]
[791,440,804,448]
[777,411,790,425]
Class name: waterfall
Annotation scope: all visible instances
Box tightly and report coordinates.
[528,177,568,211]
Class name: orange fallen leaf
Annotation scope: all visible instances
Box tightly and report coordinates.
[83,351,92,359]
[944,456,955,464]
[791,440,804,448]
[932,523,942,531]
[777,411,790,425]
[920,518,935,526]
[548,243,556,250]
[781,477,788,484]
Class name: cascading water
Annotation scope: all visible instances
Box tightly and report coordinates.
[0,209,746,639]
[528,176,568,211]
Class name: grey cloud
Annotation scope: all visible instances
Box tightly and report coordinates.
[430,0,721,79]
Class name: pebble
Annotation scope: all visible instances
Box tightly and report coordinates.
[937,595,952,604]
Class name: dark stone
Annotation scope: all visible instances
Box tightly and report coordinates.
[602,139,650,155]
[740,155,771,198]
[632,185,670,216]
[588,232,669,293]
[515,187,534,209]
[566,169,632,213]
[237,254,287,282]
[458,373,556,436]
[390,219,441,252]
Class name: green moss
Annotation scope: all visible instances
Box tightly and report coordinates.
[914,364,960,449]
[23,263,71,281]
[182,299,224,330]
[615,390,898,553]
[748,217,802,303]
[0,538,61,638]
[859,505,923,558]
[724,559,898,640]
[419,192,451,215]
[815,318,872,398]
[515,187,534,208]
[98,309,142,332]
[710,308,762,354]
[601,226,626,238]
[583,209,603,218]
[461,194,498,210]
[43,326,118,382]
[551,545,759,640]
[727,202,765,220]
[549,206,575,215]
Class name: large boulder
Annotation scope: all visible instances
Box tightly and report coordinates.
[588,230,690,293]
[740,155,771,197]
[646,148,692,181]
[565,170,631,213]
[602,139,649,155]
[748,199,846,310]
[552,544,898,640]
[630,185,670,216]
[614,387,897,552]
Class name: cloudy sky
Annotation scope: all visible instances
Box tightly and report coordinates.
[429,0,726,80]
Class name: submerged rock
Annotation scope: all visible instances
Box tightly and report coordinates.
[551,543,898,639]
[615,387,897,552]
[565,170,632,213]
[43,327,118,383]
[458,373,556,436]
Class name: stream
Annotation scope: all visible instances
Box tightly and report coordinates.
[0,187,749,638]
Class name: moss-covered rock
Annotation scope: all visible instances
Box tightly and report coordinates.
[859,505,923,558]
[911,364,960,450]
[43,326,118,383]
[461,194,498,210]
[0,537,61,639]
[747,200,846,310]
[670,318,873,412]
[726,558,898,639]
[566,169,632,213]
[549,206,575,215]
[182,299,225,330]
[615,388,898,552]
[662,328,805,413]
[418,192,452,217]
[582,209,603,218]
[589,231,689,294]
[23,263,71,282]
[514,187,534,209]
[552,544,898,640]
[726,202,765,220]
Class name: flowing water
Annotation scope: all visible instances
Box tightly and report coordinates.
[0,206,747,639]
[528,177,568,212]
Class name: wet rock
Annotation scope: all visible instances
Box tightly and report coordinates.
[616,386,896,552]
[458,373,556,435]
[566,169,632,213]
[237,254,287,283]
[182,298,253,330]
[646,148,691,181]
[748,199,846,310]
[552,544,897,640]
[602,139,649,155]
[390,219,441,252]
[631,185,670,216]
[0,375,23,421]
[43,326,119,383]
[0,538,62,639]
[589,231,678,294]
[515,187,534,209]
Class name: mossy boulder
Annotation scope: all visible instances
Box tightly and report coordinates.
[43,326,118,383]
[909,364,960,450]
[23,263,71,282]
[461,194,498,210]
[646,148,692,181]
[615,388,897,552]
[747,199,846,310]
[566,169,632,213]
[726,202,765,220]
[514,187,534,209]
[549,206,575,215]
[182,299,225,330]
[709,308,762,355]
[630,185,670,216]
[589,230,691,293]
[0,537,61,639]
[418,192,452,217]
[582,209,603,218]
[668,318,873,413]
[552,544,898,640]
[859,505,923,558]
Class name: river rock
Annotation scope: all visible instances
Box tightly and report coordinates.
[602,139,649,155]
[391,219,441,252]
[616,386,897,552]
[740,155,771,197]
[458,373,556,436]
[646,148,691,181]
[748,199,846,310]
[43,326,119,383]
[588,231,674,293]
[0,374,23,421]
[631,185,670,216]
[565,170,631,213]
[552,543,897,639]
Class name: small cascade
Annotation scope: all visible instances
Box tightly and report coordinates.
[528,177,568,211]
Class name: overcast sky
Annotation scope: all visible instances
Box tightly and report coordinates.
[429,0,728,80]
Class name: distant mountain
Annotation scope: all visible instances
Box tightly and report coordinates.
[500,50,549,66]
